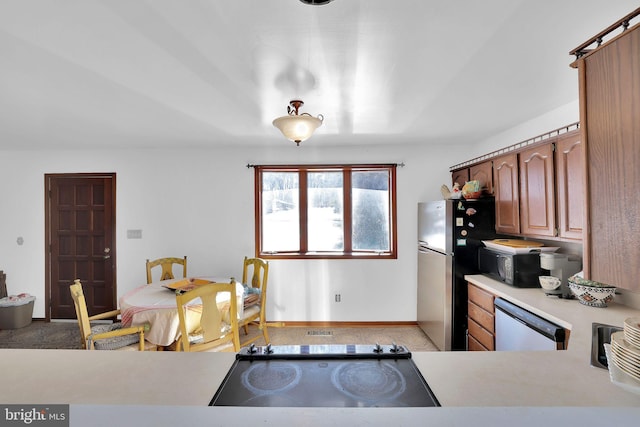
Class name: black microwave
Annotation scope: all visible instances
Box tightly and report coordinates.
[477,247,549,288]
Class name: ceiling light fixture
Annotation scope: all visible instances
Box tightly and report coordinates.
[299,0,334,5]
[272,100,324,146]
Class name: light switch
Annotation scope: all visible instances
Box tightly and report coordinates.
[127,229,142,239]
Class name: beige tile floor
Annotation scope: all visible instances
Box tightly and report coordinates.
[0,320,439,352]
[235,324,439,352]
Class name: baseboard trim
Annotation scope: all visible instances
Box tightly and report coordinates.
[277,321,418,328]
[33,318,77,323]
[36,318,419,328]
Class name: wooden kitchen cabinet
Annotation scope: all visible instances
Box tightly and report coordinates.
[449,127,582,242]
[573,19,640,291]
[451,161,493,194]
[555,130,584,240]
[451,168,469,188]
[493,153,520,235]
[488,130,583,240]
[519,143,556,237]
[470,160,493,195]
[467,283,495,351]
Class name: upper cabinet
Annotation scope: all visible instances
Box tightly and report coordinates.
[470,161,494,195]
[571,11,640,291]
[517,132,584,239]
[493,153,520,235]
[555,131,584,240]
[519,143,556,237]
[451,161,493,194]
[451,168,469,188]
[451,127,584,241]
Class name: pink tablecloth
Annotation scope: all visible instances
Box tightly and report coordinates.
[119,277,244,347]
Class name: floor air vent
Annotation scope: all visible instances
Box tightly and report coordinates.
[307,330,333,336]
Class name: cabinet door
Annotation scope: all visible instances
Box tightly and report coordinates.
[468,283,495,313]
[468,301,494,334]
[581,25,640,291]
[451,168,469,187]
[468,334,489,351]
[555,131,583,240]
[468,318,494,351]
[470,161,493,195]
[493,153,520,234]
[519,143,556,237]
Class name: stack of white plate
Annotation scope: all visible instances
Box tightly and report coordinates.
[610,317,640,383]
[624,317,640,348]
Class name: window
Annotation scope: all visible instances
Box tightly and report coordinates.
[254,164,397,259]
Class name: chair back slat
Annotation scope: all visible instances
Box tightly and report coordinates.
[146,256,187,284]
[69,280,92,349]
[242,257,269,293]
[239,257,277,347]
[175,279,240,352]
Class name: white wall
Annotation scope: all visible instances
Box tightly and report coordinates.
[0,98,586,322]
[469,100,580,158]
[0,142,471,321]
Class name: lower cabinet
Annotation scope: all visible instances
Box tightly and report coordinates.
[467,283,495,351]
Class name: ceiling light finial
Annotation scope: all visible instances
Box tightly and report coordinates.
[299,0,334,5]
[272,100,324,146]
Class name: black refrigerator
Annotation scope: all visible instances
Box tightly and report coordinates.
[417,198,497,351]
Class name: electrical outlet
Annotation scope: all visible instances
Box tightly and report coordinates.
[335,294,341,302]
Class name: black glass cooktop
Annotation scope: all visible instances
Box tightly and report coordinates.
[209,344,440,407]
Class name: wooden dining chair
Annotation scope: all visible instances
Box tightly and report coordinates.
[69,279,156,351]
[146,256,187,284]
[175,279,240,352]
[238,257,284,347]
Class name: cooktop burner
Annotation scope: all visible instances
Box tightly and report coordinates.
[210,344,440,407]
[241,362,303,394]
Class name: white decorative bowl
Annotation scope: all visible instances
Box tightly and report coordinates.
[538,275,561,291]
[568,276,616,307]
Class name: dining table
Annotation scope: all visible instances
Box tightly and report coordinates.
[119,277,245,348]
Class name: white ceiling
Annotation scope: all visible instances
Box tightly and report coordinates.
[0,0,636,149]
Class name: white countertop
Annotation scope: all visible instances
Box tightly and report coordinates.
[433,274,640,407]
[1,275,640,425]
[71,405,640,427]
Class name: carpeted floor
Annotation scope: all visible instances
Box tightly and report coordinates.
[0,321,83,349]
[0,320,439,352]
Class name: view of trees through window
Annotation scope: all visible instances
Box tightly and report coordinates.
[352,170,390,251]
[256,165,397,259]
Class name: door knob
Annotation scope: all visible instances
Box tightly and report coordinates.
[103,248,111,260]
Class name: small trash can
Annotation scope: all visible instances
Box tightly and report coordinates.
[0,298,35,329]
[0,297,35,329]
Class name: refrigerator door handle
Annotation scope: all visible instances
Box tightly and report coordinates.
[418,245,451,256]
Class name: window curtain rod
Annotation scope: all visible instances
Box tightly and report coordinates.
[246,162,405,169]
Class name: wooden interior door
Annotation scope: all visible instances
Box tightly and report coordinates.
[45,173,117,320]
